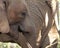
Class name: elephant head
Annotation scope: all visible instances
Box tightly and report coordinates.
[6,0,44,48]
[6,0,38,48]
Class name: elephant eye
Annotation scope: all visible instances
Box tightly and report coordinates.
[16,10,27,17]
[21,11,27,16]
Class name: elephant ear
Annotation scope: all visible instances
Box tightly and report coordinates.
[0,1,10,33]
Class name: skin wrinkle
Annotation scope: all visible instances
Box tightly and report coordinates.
[0,0,59,48]
[19,0,52,47]
[7,0,59,48]
[25,0,44,30]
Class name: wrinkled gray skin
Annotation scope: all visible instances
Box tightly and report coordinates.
[0,0,59,48]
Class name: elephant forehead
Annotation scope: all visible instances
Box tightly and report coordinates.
[8,0,27,12]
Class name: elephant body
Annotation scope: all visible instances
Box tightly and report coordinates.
[0,0,59,48]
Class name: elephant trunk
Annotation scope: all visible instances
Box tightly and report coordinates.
[0,15,10,33]
[0,1,10,33]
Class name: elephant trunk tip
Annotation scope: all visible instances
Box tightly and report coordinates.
[0,22,10,33]
[0,26,10,33]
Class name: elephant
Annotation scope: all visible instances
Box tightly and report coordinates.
[0,0,59,48]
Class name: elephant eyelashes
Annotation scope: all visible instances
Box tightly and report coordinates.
[17,11,27,18]
[21,11,27,16]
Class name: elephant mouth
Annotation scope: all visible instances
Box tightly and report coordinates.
[0,32,2,34]
[18,25,29,34]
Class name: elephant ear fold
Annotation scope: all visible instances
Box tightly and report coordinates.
[0,1,10,33]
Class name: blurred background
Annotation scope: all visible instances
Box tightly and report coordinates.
[58,0,60,48]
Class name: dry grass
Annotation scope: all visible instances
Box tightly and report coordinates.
[0,42,21,48]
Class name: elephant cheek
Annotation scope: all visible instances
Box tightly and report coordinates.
[0,17,10,33]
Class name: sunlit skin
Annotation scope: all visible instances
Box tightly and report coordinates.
[0,0,10,33]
